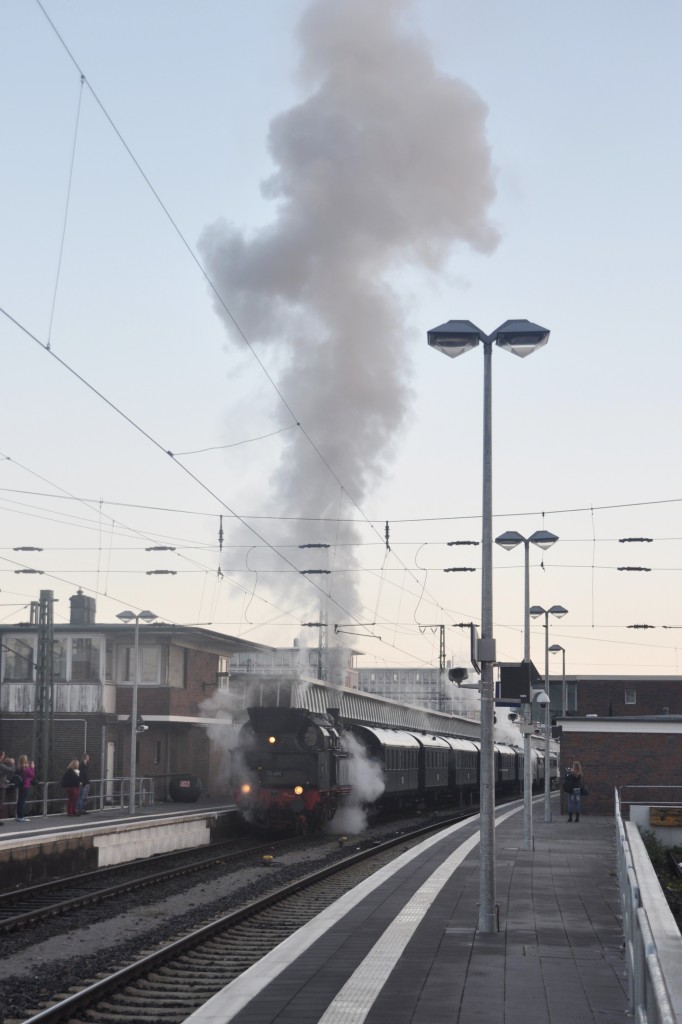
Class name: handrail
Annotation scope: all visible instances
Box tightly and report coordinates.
[616,787,682,1023]
[14,776,156,818]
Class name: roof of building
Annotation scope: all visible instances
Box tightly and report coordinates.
[0,620,273,655]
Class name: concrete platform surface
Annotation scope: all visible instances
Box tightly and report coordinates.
[184,796,630,1024]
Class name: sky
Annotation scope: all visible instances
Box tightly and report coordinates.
[2,0,682,683]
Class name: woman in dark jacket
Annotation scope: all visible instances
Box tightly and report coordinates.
[564,760,584,822]
[61,760,81,816]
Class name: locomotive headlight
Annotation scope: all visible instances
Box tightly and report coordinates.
[240,784,252,795]
[268,735,277,745]
[293,785,304,795]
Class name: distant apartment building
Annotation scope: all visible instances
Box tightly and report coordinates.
[357,665,478,717]
[228,639,360,698]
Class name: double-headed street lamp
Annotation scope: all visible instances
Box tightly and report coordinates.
[529,604,568,822]
[428,318,549,933]
[549,643,567,717]
[116,609,158,815]
[495,530,558,850]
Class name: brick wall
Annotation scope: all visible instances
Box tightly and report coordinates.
[560,729,682,816]
[576,679,682,717]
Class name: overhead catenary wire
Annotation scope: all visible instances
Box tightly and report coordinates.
[5,12,675,679]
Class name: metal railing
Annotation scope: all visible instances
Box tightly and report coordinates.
[616,787,682,1023]
[2,776,156,819]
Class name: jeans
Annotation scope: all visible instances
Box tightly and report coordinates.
[16,787,28,819]
[77,783,90,814]
[568,788,581,816]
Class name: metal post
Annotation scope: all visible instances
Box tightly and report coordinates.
[479,336,496,933]
[130,616,139,816]
[523,701,533,850]
[523,541,530,663]
[522,540,533,850]
[543,612,551,823]
[561,649,566,717]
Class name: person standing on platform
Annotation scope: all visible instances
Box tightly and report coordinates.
[564,760,585,822]
[0,752,14,824]
[15,755,35,822]
[77,753,91,815]
[2,756,18,819]
[61,760,81,817]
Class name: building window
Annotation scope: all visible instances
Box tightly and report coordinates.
[71,638,102,682]
[121,646,161,685]
[53,638,67,681]
[625,689,637,705]
[2,637,35,680]
[105,640,114,682]
[154,741,161,765]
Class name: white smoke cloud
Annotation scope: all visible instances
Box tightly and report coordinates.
[201,0,499,619]
[199,691,248,792]
[327,729,386,834]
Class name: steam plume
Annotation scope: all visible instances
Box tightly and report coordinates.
[327,730,386,834]
[201,0,499,619]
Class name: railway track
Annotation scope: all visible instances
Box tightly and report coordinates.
[0,835,305,933]
[13,813,475,1024]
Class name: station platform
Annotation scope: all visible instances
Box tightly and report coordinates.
[0,800,237,889]
[185,796,630,1024]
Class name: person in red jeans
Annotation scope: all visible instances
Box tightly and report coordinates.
[61,760,81,816]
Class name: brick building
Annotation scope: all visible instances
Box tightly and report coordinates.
[558,715,682,816]
[561,675,682,718]
[0,591,272,805]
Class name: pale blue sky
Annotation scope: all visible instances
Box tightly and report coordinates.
[2,0,682,681]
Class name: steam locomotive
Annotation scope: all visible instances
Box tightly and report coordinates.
[231,696,556,832]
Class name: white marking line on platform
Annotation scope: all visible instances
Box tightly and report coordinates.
[317,805,518,1024]
[183,803,520,1024]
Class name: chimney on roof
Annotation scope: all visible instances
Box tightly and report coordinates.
[70,589,96,625]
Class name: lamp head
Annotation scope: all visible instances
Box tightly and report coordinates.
[529,605,545,619]
[548,644,564,654]
[139,610,158,623]
[427,320,485,358]
[548,605,568,618]
[529,530,559,550]
[116,610,135,623]
[489,319,550,358]
[495,530,524,551]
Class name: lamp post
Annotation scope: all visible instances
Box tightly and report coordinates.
[529,604,567,822]
[116,610,158,815]
[549,644,566,717]
[495,530,558,850]
[428,318,549,933]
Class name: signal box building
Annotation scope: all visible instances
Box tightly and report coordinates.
[0,591,272,805]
